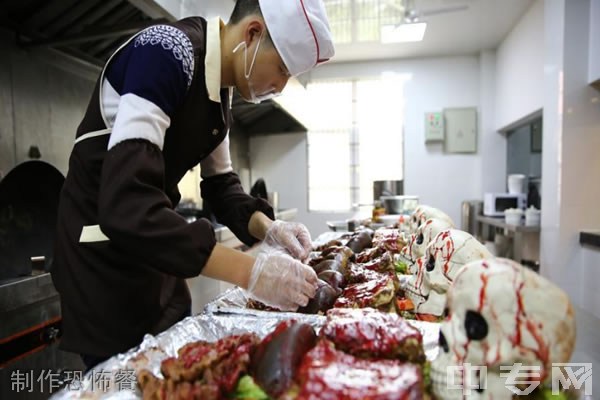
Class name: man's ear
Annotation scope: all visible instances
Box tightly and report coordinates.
[244,19,265,45]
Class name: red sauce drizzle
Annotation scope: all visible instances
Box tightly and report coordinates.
[322,308,422,357]
[296,340,422,400]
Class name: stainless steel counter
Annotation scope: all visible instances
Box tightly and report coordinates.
[0,272,84,399]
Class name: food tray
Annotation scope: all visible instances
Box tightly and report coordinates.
[51,306,439,399]
[204,287,439,355]
[50,312,325,400]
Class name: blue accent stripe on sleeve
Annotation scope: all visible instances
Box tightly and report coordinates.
[104,25,194,117]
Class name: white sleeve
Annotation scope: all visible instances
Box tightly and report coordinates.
[107,93,170,151]
[200,134,234,178]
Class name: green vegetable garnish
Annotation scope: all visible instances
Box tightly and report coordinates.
[395,261,408,274]
[518,385,571,400]
[422,361,432,392]
[234,375,270,400]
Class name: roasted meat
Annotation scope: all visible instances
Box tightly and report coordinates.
[317,270,345,292]
[246,298,281,312]
[250,321,317,398]
[296,339,423,400]
[314,236,347,252]
[361,251,394,273]
[355,245,385,263]
[346,229,374,254]
[321,308,425,363]
[138,333,259,400]
[334,273,396,309]
[308,246,353,268]
[372,228,407,254]
[297,280,339,314]
[344,262,386,285]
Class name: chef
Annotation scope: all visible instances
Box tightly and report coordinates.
[51,0,334,370]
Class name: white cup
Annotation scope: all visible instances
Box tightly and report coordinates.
[525,207,541,227]
[508,174,526,194]
[504,208,523,225]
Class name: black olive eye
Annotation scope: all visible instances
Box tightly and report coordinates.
[443,307,450,318]
[416,233,424,245]
[465,310,488,341]
[438,332,449,353]
[426,255,435,271]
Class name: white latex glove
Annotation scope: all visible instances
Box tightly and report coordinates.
[247,246,318,311]
[264,220,313,261]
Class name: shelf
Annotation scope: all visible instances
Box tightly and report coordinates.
[476,215,540,233]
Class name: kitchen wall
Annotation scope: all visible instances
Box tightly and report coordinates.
[541,0,600,319]
[495,0,544,131]
[0,25,250,206]
[589,0,600,83]
[0,31,95,178]
[251,55,496,235]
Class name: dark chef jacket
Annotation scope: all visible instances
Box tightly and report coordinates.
[51,17,273,358]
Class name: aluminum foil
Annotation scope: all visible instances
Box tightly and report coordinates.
[51,300,439,400]
[50,312,325,400]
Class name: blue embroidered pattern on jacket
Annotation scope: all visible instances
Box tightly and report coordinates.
[134,25,194,86]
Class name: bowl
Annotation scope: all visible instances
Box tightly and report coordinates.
[379,214,402,226]
[380,195,419,215]
[504,208,524,225]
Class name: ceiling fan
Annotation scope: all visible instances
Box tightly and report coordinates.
[379,0,469,43]
[385,0,470,24]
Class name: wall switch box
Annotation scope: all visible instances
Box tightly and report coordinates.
[444,107,477,153]
[424,112,444,142]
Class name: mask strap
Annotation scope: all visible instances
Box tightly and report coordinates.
[246,30,264,79]
[232,30,265,80]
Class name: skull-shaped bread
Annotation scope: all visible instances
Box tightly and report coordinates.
[408,205,455,234]
[405,229,492,316]
[431,258,576,400]
[402,218,455,264]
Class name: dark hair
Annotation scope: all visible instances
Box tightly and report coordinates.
[228,0,273,46]
[229,0,262,24]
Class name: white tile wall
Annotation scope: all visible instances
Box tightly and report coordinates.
[541,0,600,316]
[495,0,544,130]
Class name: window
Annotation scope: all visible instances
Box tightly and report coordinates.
[355,78,405,206]
[323,0,405,44]
[277,76,405,212]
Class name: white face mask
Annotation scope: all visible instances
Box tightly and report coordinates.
[233,31,281,104]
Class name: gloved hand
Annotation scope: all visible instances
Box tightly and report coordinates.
[247,246,318,311]
[264,220,313,261]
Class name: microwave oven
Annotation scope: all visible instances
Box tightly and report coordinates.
[483,193,527,217]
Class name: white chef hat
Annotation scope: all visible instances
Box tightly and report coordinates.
[258,0,335,76]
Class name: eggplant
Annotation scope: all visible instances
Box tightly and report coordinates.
[317,270,345,293]
[297,280,339,314]
[250,321,317,398]
[313,259,337,274]
[346,230,373,254]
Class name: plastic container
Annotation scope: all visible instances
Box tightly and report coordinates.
[525,206,541,227]
[508,174,526,194]
[504,208,524,225]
